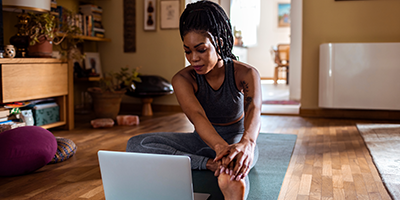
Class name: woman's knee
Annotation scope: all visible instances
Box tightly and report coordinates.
[126,134,146,152]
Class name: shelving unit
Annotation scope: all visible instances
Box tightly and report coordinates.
[0,58,73,130]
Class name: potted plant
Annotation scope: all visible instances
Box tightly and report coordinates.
[26,11,82,58]
[88,67,141,119]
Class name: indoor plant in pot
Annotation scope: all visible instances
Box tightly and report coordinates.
[88,67,141,119]
[26,11,81,58]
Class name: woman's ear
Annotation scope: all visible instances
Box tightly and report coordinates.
[219,38,224,48]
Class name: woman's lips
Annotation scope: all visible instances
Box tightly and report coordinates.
[193,65,203,71]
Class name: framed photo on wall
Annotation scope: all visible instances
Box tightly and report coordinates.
[84,52,103,78]
[144,0,157,31]
[278,3,291,28]
[160,0,180,29]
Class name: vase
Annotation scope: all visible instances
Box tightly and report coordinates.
[87,88,126,119]
[4,45,16,58]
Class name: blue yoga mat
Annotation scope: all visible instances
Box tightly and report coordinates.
[192,133,297,200]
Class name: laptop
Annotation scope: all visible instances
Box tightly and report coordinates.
[98,150,211,200]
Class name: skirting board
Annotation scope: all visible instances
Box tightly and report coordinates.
[121,103,400,120]
[120,103,182,114]
[300,108,400,121]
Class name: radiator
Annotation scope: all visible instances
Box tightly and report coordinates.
[319,43,400,110]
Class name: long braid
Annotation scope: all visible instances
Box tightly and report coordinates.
[180,0,236,61]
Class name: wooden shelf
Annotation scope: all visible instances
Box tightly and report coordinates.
[0,59,73,130]
[75,77,102,81]
[0,58,64,64]
[56,33,111,42]
[78,35,111,42]
[41,121,67,130]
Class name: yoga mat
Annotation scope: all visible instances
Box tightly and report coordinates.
[192,133,297,200]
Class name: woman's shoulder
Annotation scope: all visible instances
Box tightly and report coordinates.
[232,60,259,76]
[172,66,197,85]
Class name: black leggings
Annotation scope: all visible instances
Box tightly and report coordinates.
[126,119,259,198]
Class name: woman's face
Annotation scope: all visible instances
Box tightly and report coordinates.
[183,31,221,75]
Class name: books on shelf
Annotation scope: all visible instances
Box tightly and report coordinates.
[0,107,9,118]
[79,4,103,14]
[51,4,106,38]
[0,117,9,122]
[79,4,105,37]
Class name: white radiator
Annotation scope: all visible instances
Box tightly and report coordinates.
[319,43,400,110]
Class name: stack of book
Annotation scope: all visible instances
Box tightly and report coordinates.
[79,4,105,38]
[50,0,58,14]
[0,107,9,122]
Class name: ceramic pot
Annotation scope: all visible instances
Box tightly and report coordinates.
[87,88,126,119]
[28,37,53,58]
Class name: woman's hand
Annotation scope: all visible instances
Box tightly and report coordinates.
[213,139,256,181]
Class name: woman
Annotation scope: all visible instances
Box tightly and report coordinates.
[126,1,262,199]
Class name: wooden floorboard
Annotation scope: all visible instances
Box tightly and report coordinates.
[0,112,396,200]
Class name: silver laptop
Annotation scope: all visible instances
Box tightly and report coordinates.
[98,150,210,200]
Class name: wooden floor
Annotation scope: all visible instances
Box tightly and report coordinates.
[0,112,396,200]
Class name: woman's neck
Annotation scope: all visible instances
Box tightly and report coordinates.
[205,59,224,79]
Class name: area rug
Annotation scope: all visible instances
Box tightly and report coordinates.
[356,124,400,200]
[192,133,297,200]
[262,100,300,105]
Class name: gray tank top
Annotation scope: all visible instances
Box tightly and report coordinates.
[195,58,244,124]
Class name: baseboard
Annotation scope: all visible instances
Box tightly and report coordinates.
[120,103,182,114]
[300,108,400,121]
[260,77,287,81]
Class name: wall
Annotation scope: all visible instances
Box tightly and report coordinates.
[245,0,291,78]
[302,0,400,109]
[289,0,301,101]
[96,0,186,105]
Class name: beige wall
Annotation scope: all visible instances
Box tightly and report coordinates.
[96,0,186,105]
[302,0,400,109]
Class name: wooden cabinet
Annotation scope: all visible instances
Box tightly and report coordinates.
[0,58,74,130]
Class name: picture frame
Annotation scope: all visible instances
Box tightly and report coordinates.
[84,52,103,78]
[278,3,291,28]
[160,0,180,29]
[144,0,157,31]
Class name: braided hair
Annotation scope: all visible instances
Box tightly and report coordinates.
[179,0,236,61]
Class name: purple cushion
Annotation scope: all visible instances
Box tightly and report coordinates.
[0,126,57,176]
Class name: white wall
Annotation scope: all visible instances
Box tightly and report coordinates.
[245,0,291,78]
[289,0,302,101]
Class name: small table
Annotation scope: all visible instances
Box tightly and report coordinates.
[125,75,174,116]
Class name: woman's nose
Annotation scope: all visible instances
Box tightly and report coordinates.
[191,52,200,62]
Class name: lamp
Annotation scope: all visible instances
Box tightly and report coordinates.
[2,0,50,58]
[2,0,50,13]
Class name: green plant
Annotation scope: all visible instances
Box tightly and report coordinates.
[98,67,142,93]
[25,12,82,58]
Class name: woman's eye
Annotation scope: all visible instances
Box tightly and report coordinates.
[198,49,206,53]
[185,51,191,54]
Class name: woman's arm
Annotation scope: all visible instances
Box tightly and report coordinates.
[214,63,262,180]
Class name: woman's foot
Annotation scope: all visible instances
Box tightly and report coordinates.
[218,173,245,200]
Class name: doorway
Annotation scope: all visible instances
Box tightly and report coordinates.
[184,0,302,115]
[229,0,301,115]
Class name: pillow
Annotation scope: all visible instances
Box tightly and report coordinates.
[49,137,77,164]
[0,126,57,176]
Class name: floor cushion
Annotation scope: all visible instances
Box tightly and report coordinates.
[0,126,57,176]
[49,137,77,164]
